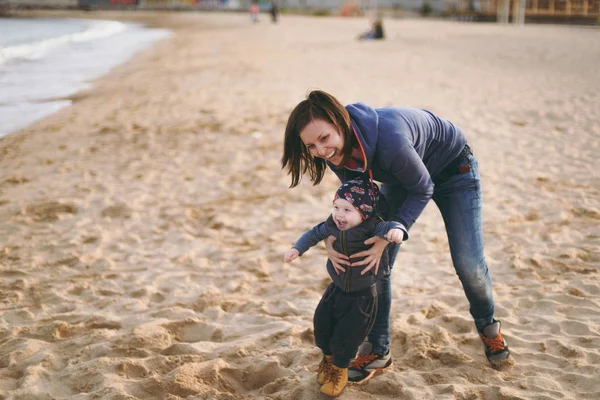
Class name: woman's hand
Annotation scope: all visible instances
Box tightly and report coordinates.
[325,236,350,275]
[350,236,389,276]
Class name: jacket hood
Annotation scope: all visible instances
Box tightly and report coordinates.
[344,102,380,171]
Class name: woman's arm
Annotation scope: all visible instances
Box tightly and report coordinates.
[385,144,434,233]
[350,236,389,276]
[351,147,431,275]
[351,221,403,275]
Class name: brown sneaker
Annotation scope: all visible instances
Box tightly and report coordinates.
[478,320,513,370]
[317,355,332,385]
[320,365,348,397]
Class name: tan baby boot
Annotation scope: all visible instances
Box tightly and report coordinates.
[320,365,348,397]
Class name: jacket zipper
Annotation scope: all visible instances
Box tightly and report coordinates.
[340,230,350,292]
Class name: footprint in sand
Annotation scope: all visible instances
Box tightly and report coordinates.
[239,359,294,391]
[150,292,166,303]
[2,309,34,325]
[161,343,204,356]
[163,318,223,343]
[65,367,104,394]
[571,207,600,220]
[115,361,149,379]
[101,203,132,219]
[18,201,77,222]
[2,176,30,186]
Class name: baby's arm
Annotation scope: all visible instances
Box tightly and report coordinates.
[385,228,405,243]
[284,248,300,262]
[373,221,406,244]
[283,221,330,263]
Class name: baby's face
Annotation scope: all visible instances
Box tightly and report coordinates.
[332,198,363,231]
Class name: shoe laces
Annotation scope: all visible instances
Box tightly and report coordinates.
[318,356,331,374]
[329,367,341,387]
[482,332,505,353]
[351,353,378,369]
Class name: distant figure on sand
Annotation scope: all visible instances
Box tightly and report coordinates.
[282,90,513,384]
[270,1,279,23]
[284,178,404,397]
[358,18,385,40]
[250,0,259,23]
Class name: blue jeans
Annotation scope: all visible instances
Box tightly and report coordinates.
[368,153,495,355]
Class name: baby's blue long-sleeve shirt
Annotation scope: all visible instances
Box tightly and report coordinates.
[293,219,402,256]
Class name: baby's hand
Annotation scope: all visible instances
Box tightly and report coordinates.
[284,248,300,263]
[385,228,404,244]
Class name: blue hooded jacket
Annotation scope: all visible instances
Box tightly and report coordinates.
[328,103,466,237]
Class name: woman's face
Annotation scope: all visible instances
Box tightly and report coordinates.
[299,119,345,166]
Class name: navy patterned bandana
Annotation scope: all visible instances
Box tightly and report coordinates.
[333,178,381,220]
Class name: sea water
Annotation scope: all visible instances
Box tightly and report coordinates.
[0,18,170,137]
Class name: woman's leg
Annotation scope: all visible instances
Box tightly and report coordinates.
[366,274,391,354]
[432,155,494,328]
[364,184,408,354]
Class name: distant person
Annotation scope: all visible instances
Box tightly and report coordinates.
[270,1,279,23]
[284,178,405,397]
[250,0,259,23]
[358,18,385,40]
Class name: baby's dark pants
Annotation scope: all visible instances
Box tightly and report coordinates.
[313,282,378,368]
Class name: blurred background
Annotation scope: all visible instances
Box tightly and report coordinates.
[1,0,599,24]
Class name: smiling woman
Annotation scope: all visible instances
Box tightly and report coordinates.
[299,119,345,165]
[282,90,357,187]
[281,89,513,385]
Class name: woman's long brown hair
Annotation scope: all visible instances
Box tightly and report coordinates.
[281,90,355,187]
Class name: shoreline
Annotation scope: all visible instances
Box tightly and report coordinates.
[1,12,599,399]
[7,9,192,28]
[0,10,177,139]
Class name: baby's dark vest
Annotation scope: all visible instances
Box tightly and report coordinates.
[324,216,391,292]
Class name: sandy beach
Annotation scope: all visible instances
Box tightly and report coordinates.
[1,10,599,399]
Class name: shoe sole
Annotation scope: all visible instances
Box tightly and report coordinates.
[488,354,514,371]
[479,335,513,371]
[348,362,392,385]
[319,387,346,398]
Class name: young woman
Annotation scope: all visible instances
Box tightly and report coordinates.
[281,90,512,383]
